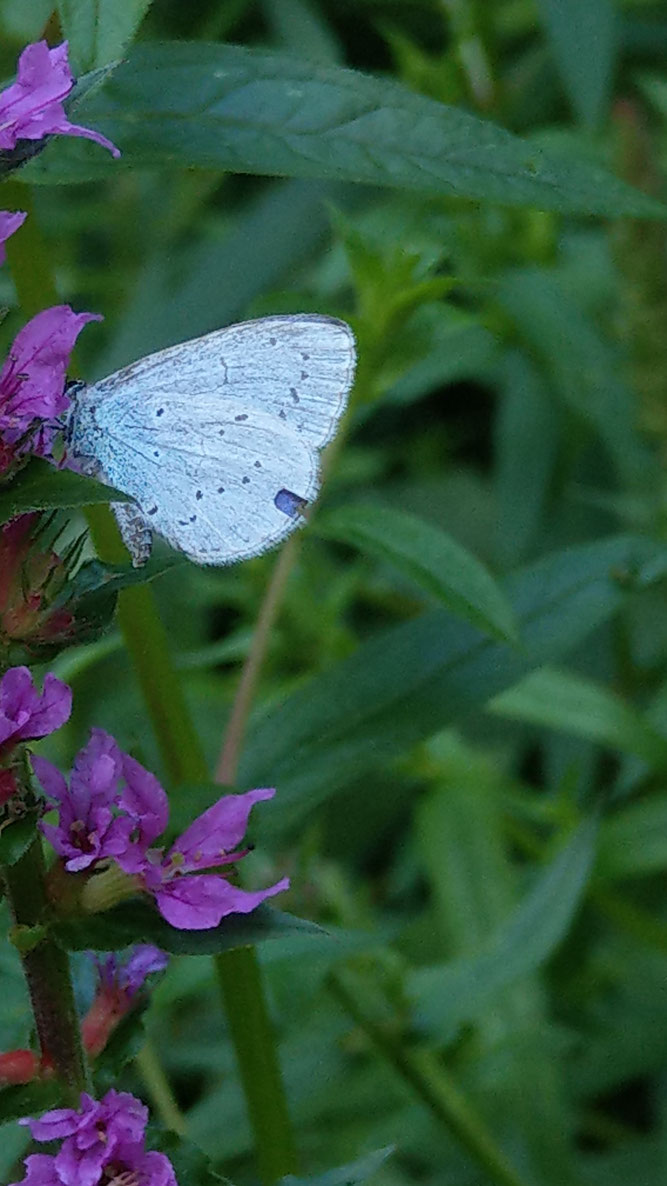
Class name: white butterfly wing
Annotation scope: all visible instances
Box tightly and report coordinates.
[89,314,355,450]
[86,398,320,565]
[72,314,356,565]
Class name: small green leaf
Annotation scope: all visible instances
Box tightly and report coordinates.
[0,460,129,525]
[536,0,617,127]
[57,0,154,73]
[281,1147,393,1186]
[0,815,38,868]
[94,1005,147,1087]
[412,820,598,1040]
[54,901,324,956]
[598,796,667,880]
[0,1080,61,1124]
[23,42,665,218]
[489,667,667,769]
[317,503,518,643]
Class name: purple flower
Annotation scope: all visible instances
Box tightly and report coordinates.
[82,946,168,1058]
[97,944,169,997]
[130,787,290,930]
[34,728,130,872]
[0,41,120,158]
[0,666,71,757]
[15,1090,176,1186]
[0,209,26,263]
[0,304,102,466]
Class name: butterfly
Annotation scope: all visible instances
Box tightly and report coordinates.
[65,314,356,566]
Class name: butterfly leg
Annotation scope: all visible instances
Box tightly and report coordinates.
[112,501,153,567]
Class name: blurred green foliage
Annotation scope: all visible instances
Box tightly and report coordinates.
[3,0,667,1184]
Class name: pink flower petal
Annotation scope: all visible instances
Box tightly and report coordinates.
[171,787,276,871]
[155,874,290,930]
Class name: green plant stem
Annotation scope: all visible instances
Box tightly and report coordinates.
[327,971,531,1186]
[86,504,297,1182]
[135,1040,187,1136]
[3,836,88,1102]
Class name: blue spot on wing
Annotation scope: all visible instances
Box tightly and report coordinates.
[275,489,307,517]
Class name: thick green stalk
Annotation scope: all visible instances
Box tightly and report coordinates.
[328,971,531,1186]
[4,181,296,1181]
[3,836,88,1102]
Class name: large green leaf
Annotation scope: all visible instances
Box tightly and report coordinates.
[58,0,154,73]
[54,901,323,956]
[24,42,664,217]
[411,819,598,1040]
[316,503,518,643]
[489,667,667,769]
[536,0,618,127]
[240,535,667,839]
[0,460,129,525]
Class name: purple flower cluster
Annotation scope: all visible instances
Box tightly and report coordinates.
[95,944,169,997]
[14,1090,175,1186]
[35,728,288,929]
[0,40,120,159]
[0,666,71,758]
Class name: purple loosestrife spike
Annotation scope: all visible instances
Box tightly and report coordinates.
[0,41,120,158]
[0,209,26,263]
[0,305,102,470]
[0,666,71,758]
[15,1090,176,1186]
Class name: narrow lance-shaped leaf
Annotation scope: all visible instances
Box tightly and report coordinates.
[411,819,598,1040]
[241,534,667,840]
[24,42,665,218]
[316,503,518,643]
[536,0,617,128]
[54,900,324,956]
[489,666,667,770]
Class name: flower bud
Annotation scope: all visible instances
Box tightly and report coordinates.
[0,515,76,663]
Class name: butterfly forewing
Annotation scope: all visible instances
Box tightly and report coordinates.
[89,315,355,450]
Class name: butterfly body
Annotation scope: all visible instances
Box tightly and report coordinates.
[66,314,356,565]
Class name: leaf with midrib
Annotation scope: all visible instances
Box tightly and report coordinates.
[24,42,666,218]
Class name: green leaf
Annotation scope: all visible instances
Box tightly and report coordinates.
[152,1133,231,1186]
[0,815,38,868]
[412,819,598,1040]
[536,0,617,127]
[240,535,667,840]
[23,42,665,217]
[317,503,518,643]
[0,460,129,525]
[598,795,667,880]
[54,901,324,956]
[0,1079,62,1124]
[62,554,185,603]
[496,268,656,489]
[57,0,154,73]
[489,667,667,769]
[281,1147,393,1186]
